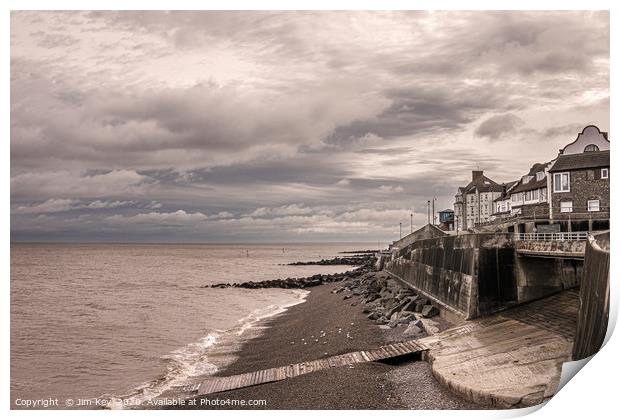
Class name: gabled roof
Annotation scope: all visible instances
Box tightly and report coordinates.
[511,177,547,193]
[493,180,519,201]
[559,125,609,155]
[525,162,549,176]
[548,150,610,172]
[508,162,551,194]
[463,174,503,193]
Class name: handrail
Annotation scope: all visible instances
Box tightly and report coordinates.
[515,232,590,241]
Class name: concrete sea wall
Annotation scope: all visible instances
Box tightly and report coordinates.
[572,232,610,360]
[385,233,583,321]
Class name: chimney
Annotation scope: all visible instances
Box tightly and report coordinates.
[472,170,483,181]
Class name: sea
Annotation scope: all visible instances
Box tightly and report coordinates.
[10,242,374,409]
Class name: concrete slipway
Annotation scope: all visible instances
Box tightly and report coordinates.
[418,290,579,408]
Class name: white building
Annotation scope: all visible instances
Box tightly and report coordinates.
[455,171,504,230]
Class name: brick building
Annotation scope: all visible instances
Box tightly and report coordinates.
[548,150,610,231]
[455,125,610,234]
[547,125,610,231]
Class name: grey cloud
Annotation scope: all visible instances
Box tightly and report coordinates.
[10,11,609,242]
[326,83,511,144]
[475,114,525,140]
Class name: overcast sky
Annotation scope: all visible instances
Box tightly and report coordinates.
[10,11,609,243]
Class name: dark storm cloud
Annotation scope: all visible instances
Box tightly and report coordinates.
[325,83,511,144]
[10,11,609,242]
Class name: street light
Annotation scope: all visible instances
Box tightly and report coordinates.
[399,222,402,239]
[427,200,431,224]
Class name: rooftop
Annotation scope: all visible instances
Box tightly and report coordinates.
[463,174,503,194]
[548,150,610,172]
[493,180,519,201]
[511,177,547,194]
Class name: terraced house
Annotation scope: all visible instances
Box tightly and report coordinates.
[453,171,504,231]
[547,126,610,232]
[490,181,518,222]
[454,125,610,234]
[508,162,552,219]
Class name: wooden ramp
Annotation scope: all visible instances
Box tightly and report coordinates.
[181,339,426,397]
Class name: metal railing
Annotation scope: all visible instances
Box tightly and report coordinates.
[515,232,589,241]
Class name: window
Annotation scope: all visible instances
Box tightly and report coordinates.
[524,190,539,201]
[588,200,600,212]
[584,144,599,152]
[553,172,570,192]
[602,168,609,179]
[560,201,573,213]
[536,172,545,181]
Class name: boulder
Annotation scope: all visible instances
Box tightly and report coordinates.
[401,299,417,312]
[362,303,375,314]
[367,312,381,320]
[403,322,423,337]
[421,305,439,318]
[384,304,402,319]
[417,318,440,335]
[414,301,426,312]
[398,313,415,324]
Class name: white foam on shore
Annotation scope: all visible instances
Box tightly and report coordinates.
[108,289,309,409]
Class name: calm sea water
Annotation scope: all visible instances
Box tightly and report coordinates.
[10,243,372,409]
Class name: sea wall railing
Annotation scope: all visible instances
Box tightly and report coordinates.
[515,232,590,241]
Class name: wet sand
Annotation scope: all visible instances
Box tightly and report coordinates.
[173,283,483,409]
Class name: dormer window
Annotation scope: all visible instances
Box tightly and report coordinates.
[521,175,533,184]
[584,144,600,152]
[536,172,544,181]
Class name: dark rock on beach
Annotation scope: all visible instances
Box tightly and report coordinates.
[287,255,372,266]
[207,254,376,290]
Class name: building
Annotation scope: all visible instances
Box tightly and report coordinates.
[438,209,454,231]
[547,125,610,232]
[548,154,610,231]
[454,125,609,234]
[558,125,609,155]
[508,162,552,219]
[453,187,465,232]
[454,171,504,230]
[491,180,518,222]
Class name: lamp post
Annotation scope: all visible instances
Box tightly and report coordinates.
[427,200,430,224]
[399,222,402,239]
[410,213,413,233]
